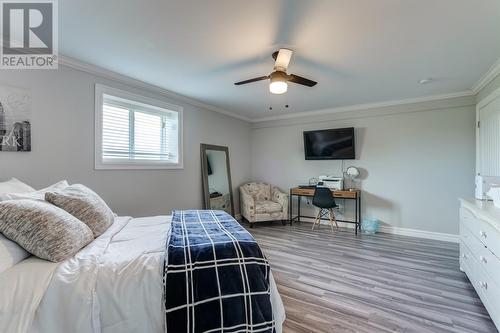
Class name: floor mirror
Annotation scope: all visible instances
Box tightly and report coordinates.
[200,144,234,216]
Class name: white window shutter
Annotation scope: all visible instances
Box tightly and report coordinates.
[98,90,181,168]
[134,111,164,160]
[102,104,130,160]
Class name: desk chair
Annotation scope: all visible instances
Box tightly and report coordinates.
[312,187,339,232]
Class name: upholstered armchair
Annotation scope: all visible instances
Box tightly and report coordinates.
[239,182,288,227]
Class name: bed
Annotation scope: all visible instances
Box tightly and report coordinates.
[0,212,285,332]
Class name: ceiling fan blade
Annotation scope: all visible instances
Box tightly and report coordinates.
[288,74,317,87]
[234,76,269,85]
[274,48,293,71]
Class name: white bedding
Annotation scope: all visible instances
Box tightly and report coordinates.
[0,215,285,333]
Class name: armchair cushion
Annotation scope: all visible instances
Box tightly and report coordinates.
[255,200,282,214]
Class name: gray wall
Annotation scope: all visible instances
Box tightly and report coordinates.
[250,96,476,235]
[0,62,483,236]
[0,66,252,217]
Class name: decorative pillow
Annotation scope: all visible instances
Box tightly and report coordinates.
[0,200,94,262]
[0,233,30,273]
[45,184,114,238]
[0,178,35,201]
[4,180,69,201]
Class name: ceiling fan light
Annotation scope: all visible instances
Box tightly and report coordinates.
[269,80,287,94]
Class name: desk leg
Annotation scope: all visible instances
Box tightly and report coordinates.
[289,190,292,226]
[297,195,301,224]
[355,197,358,235]
[358,195,362,233]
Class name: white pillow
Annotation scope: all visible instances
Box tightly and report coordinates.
[0,178,35,201]
[4,180,69,201]
[0,233,30,273]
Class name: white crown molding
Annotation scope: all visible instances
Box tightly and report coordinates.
[251,90,474,123]
[56,53,498,124]
[472,57,500,95]
[58,55,253,122]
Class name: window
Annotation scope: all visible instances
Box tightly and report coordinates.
[95,84,183,169]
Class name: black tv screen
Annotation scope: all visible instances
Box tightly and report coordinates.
[303,127,355,160]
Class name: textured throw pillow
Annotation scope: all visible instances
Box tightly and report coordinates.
[45,184,114,238]
[0,178,35,201]
[0,200,94,262]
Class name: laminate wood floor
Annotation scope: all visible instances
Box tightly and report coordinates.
[246,222,498,333]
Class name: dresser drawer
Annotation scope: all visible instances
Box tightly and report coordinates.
[470,253,500,329]
[460,224,484,260]
[477,245,500,285]
[459,241,474,275]
[461,225,500,283]
[460,206,500,257]
[460,207,478,238]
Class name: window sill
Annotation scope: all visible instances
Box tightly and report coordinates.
[95,161,184,170]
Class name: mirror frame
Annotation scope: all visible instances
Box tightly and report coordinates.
[200,144,235,216]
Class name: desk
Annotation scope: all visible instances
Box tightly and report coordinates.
[289,187,362,234]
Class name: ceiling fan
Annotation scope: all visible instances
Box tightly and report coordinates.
[234,49,317,94]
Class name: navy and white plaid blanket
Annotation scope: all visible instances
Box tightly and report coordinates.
[163,210,275,333]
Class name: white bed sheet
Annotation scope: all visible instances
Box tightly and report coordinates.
[0,257,58,332]
[0,215,285,333]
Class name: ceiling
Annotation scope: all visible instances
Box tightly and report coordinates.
[59,0,500,120]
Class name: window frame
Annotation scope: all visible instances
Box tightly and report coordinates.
[95,84,183,170]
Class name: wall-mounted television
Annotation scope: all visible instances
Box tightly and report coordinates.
[303,127,355,160]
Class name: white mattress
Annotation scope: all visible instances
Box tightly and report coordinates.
[0,215,285,333]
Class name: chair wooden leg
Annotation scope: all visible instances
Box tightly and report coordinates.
[312,210,317,230]
[312,209,321,230]
[332,209,339,230]
[329,209,335,232]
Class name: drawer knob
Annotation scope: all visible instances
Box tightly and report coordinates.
[480,281,488,289]
[479,231,487,238]
[480,256,488,264]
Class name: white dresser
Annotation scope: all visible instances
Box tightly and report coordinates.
[460,198,500,329]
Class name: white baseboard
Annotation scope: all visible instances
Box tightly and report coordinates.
[378,225,459,243]
[295,217,459,243]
